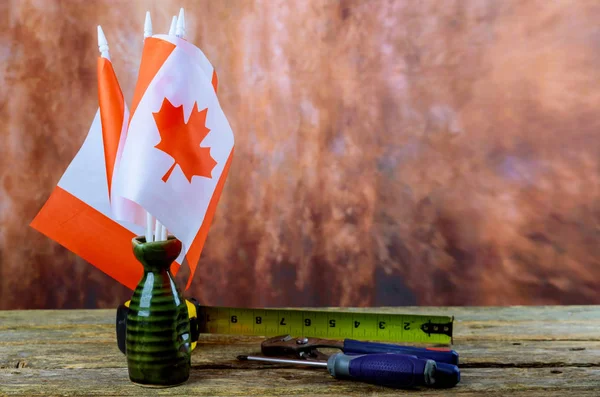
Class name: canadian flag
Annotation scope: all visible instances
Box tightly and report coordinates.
[114,34,234,289]
[31,30,232,290]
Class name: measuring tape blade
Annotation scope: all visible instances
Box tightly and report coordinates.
[197,306,453,345]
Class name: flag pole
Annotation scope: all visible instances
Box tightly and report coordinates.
[144,11,152,39]
[168,15,177,36]
[97,26,111,61]
[143,11,155,243]
[176,8,185,39]
[154,12,179,242]
[154,219,162,242]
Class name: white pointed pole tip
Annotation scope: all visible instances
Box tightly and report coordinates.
[176,8,185,38]
[168,15,178,36]
[144,11,153,39]
[97,25,110,60]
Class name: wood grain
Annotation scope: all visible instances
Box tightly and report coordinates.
[1,307,599,395]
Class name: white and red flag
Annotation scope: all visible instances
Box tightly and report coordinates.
[31,21,233,290]
[30,37,146,289]
[113,34,233,289]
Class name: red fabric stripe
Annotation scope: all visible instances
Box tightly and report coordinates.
[184,149,234,289]
[211,70,218,93]
[97,58,125,198]
[130,38,176,121]
[30,187,179,290]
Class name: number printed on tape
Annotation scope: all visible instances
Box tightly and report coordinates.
[198,306,453,345]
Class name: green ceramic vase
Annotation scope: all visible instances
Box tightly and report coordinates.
[125,235,191,387]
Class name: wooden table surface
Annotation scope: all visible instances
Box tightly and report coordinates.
[1,306,599,396]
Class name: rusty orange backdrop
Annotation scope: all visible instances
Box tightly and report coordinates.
[1,0,599,309]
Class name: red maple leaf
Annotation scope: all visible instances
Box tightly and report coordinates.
[153,98,217,183]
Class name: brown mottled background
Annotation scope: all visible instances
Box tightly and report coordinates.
[1,0,599,310]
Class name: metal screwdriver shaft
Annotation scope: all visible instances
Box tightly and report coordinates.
[238,355,327,367]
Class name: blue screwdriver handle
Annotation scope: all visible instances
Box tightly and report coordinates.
[343,339,459,365]
[327,353,436,388]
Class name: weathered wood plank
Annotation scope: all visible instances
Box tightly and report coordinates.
[1,367,600,396]
[2,340,600,370]
[2,307,599,395]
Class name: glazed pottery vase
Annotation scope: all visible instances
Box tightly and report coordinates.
[126,235,191,387]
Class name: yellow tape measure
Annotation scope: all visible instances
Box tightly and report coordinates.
[117,300,453,355]
[197,306,453,345]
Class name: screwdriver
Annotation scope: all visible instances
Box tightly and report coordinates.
[259,335,460,387]
[338,340,460,387]
[238,353,437,389]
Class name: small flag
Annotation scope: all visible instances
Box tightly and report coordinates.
[29,110,152,290]
[31,16,231,291]
[113,34,233,289]
[30,27,172,289]
[97,38,145,226]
